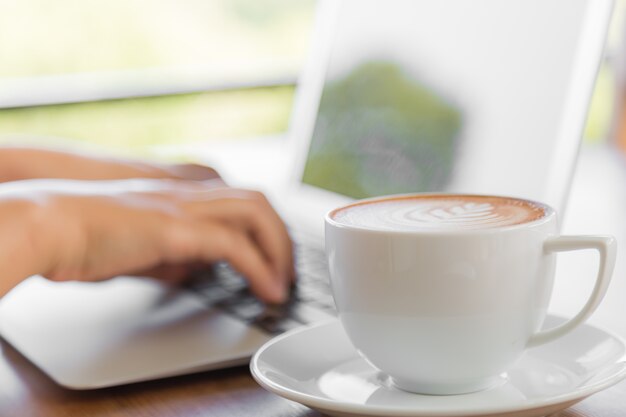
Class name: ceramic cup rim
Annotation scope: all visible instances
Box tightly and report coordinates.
[325,192,556,235]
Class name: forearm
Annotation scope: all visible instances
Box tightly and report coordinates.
[0,198,51,296]
[0,147,166,183]
[0,147,221,183]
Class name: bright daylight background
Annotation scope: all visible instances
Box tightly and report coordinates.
[0,0,624,160]
[0,0,314,158]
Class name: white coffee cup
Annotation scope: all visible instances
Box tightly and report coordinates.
[325,193,616,395]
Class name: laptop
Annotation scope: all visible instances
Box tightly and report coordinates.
[0,0,613,389]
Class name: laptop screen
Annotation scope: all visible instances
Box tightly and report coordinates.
[302,60,462,199]
[297,0,609,211]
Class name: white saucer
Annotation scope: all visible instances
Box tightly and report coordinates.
[250,315,626,417]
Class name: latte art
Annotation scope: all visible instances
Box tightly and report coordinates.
[332,195,546,231]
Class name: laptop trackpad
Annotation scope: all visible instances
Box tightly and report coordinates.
[0,276,270,389]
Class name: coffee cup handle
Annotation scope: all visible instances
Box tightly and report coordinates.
[527,235,617,348]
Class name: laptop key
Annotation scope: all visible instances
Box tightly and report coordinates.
[253,315,302,334]
[289,302,334,325]
[186,237,336,335]
[253,304,303,334]
[216,293,265,321]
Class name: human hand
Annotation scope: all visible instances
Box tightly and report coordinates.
[0,147,223,183]
[4,179,293,303]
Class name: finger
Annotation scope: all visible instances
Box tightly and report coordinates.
[130,263,193,285]
[167,163,224,182]
[163,221,287,303]
[186,194,294,284]
[207,225,287,303]
[118,178,226,199]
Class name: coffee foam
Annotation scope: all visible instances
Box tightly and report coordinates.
[332,195,546,231]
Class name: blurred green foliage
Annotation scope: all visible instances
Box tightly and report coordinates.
[0,87,294,158]
[302,62,462,198]
[584,63,616,143]
[0,0,311,160]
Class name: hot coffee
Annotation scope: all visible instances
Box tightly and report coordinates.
[325,193,615,394]
[332,194,546,231]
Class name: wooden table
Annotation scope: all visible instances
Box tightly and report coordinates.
[0,335,625,417]
[0,338,312,417]
[1,142,626,417]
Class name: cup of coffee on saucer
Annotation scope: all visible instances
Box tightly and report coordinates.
[325,193,617,395]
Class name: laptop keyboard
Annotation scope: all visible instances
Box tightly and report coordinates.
[185,237,335,334]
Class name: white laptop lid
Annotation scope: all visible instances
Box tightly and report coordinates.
[285,0,614,238]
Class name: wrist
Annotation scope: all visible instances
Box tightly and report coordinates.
[0,198,52,295]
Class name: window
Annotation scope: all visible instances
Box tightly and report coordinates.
[0,0,623,158]
[0,0,315,157]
